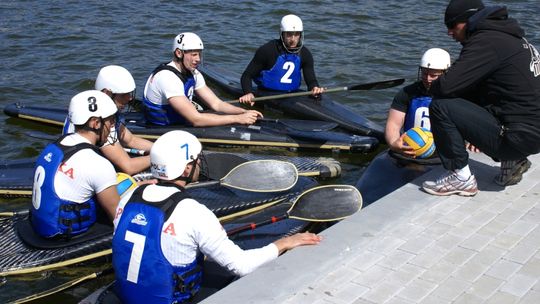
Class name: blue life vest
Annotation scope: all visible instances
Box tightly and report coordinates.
[113,185,203,304]
[255,53,302,92]
[31,137,100,238]
[143,63,196,126]
[404,96,432,131]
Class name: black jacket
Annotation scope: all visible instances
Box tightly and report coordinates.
[431,6,540,131]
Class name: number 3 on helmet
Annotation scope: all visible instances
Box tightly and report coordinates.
[173,32,204,52]
[68,90,117,126]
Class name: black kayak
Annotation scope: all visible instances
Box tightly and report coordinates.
[77,200,312,304]
[355,150,441,206]
[198,63,386,140]
[3,102,378,153]
[0,176,317,278]
[0,151,341,198]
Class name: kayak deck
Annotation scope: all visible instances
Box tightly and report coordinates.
[0,177,316,276]
[4,102,378,152]
[198,62,385,139]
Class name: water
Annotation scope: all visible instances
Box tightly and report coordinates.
[0,0,538,302]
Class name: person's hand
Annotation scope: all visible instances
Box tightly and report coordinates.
[311,86,325,98]
[236,110,263,125]
[238,93,255,106]
[389,133,416,157]
[137,179,158,186]
[465,141,481,153]
[273,232,322,254]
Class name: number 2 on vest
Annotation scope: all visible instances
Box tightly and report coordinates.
[280,62,295,84]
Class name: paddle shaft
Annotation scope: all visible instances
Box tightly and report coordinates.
[226,214,289,236]
[225,78,405,104]
[226,87,345,104]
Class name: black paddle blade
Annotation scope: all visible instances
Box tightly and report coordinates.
[349,79,405,91]
[201,152,248,180]
[288,185,362,221]
[221,160,299,192]
[278,119,339,132]
[259,118,339,132]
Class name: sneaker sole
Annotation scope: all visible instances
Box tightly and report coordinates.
[422,187,478,197]
[494,159,532,186]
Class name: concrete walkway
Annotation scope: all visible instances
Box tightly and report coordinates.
[202,152,540,304]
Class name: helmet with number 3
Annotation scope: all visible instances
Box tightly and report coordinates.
[150,130,202,180]
[173,32,204,52]
[68,90,117,125]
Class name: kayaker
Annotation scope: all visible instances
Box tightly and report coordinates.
[238,14,325,105]
[422,0,540,196]
[142,32,262,126]
[64,65,153,175]
[31,90,120,238]
[112,130,322,304]
[385,48,451,157]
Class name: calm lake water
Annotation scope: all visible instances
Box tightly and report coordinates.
[0,0,538,302]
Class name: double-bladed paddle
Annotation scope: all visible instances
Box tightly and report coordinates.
[226,184,362,235]
[225,78,405,104]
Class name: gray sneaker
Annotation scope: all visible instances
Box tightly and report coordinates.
[494,158,531,186]
[422,171,478,196]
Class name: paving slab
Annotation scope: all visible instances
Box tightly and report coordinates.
[202,152,540,304]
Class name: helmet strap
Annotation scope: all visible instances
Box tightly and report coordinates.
[177,155,200,184]
[81,117,105,145]
[173,50,195,77]
[280,32,304,54]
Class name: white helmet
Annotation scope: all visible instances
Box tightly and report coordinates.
[280,14,303,32]
[150,130,202,181]
[95,65,136,94]
[68,90,117,125]
[173,32,204,52]
[420,48,451,70]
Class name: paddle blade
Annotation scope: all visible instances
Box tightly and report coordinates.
[277,119,339,132]
[201,152,248,180]
[221,160,299,192]
[348,79,405,91]
[288,185,362,221]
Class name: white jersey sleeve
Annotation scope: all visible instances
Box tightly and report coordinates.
[192,69,206,90]
[161,197,278,277]
[54,134,117,202]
